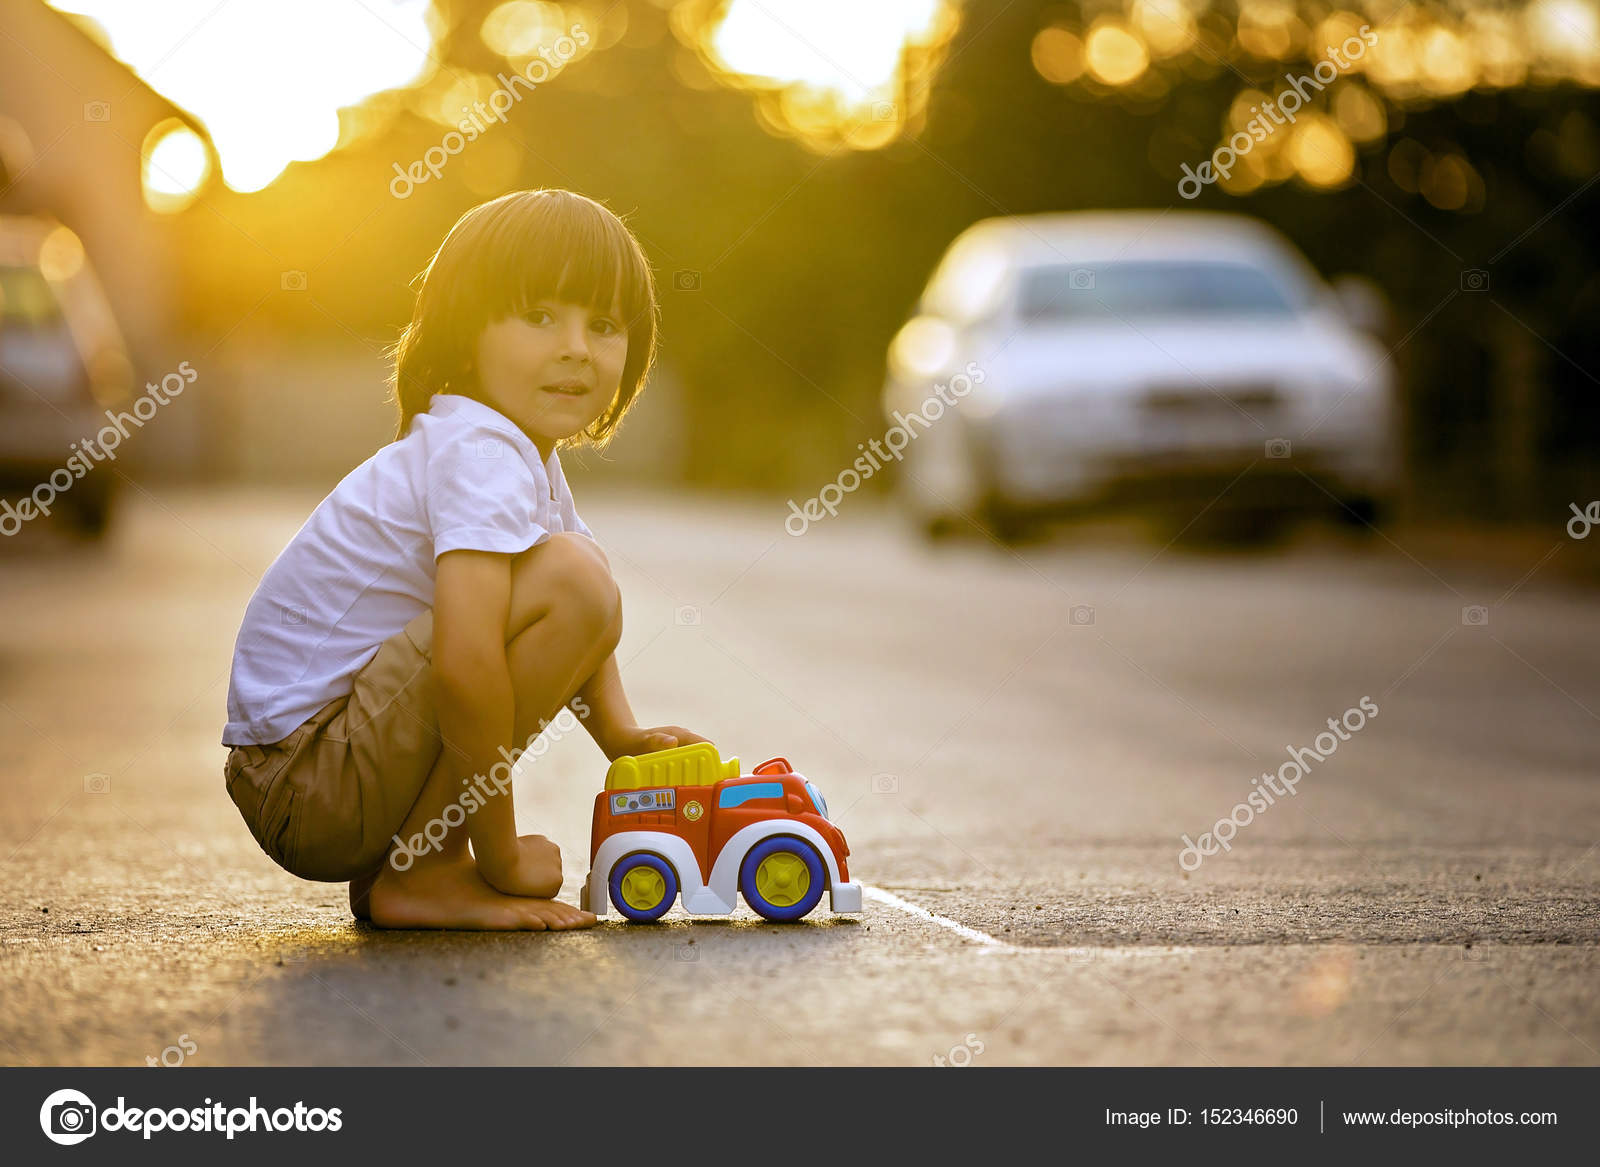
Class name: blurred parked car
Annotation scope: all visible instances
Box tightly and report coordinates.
[883,211,1399,541]
[0,216,131,536]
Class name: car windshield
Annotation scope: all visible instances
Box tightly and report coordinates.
[1018,261,1302,321]
[805,781,829,820]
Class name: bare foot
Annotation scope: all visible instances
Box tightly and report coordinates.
[367,854,598,931]
[349,869,380,921]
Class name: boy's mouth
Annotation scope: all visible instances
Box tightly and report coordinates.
[539,380,590,397]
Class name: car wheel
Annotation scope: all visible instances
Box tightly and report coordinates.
[65,481,114,539]
[1335,495,1386,530]
[608,853,678,922]
[739,837,825,922]
[1170,507,1293,547]
[980,496,1036,544]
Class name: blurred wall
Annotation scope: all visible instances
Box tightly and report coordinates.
[0,3,202,377]
[0,1,223,476]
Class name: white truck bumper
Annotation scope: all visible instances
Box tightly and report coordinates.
[580,876,605,917]
[830,881,863,913]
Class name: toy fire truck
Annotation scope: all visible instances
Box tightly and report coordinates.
[581,743,862,923]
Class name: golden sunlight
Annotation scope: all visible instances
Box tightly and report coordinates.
[678,0,960,149]
[1084,20,1150,86]
[49,0,436,194]
[141,119,211,213]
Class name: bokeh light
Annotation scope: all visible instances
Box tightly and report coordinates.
[141,120,211,213]
[677,0,960,149]
[1085,19,1150,86]
[1032,26,1086,86]
[36,224,86,282]
[1289,114,1355,188]
[480,1,573,59]
[49,0,436,192]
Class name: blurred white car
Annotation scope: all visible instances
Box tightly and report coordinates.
[883,211,1398,540]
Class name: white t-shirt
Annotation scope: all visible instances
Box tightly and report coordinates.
[223,394,593,746]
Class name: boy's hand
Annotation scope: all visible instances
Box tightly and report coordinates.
[604,724,712,760]
[479,834,563,899]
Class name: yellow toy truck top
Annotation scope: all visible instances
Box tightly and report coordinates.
[604,742,741,792]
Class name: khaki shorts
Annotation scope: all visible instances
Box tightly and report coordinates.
[224,610,441,882]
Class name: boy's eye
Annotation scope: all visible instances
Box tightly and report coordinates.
[518,306,619,335]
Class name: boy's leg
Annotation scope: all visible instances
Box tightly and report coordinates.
[364,534,618,929]
[348,868,381,919]
[504,532,622,744]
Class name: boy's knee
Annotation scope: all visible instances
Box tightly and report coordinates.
[523,532,619,631]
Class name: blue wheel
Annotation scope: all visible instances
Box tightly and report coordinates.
[609,853,678,923]
[739,837,825,922]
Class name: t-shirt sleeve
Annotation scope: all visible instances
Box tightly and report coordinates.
[425,429,551,559]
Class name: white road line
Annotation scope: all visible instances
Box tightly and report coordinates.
[863,885,1009,948]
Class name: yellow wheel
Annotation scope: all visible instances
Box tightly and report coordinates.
[620,866,666,911]
[740,837,826,921]
[609,854,678,922]
[755,852,811,907]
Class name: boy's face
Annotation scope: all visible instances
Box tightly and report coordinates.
[471,298,627,456]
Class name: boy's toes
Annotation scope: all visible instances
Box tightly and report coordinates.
[543,903,597,929]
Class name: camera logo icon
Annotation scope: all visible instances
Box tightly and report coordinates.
[1069,604,1095,626]
[281,604,307,626]
[40,1088,97,1145]
[1460,269,1490,292]
[675,605,701,626]
[476,438,504,459]
[674,944,699,962]
[83,772,110,794]
[1068,268,1096,291]
[673,269,701,292]
[871,100,897,121]
[1265,438,1292,459]
[83,102,110,122]
[871,772,899,794]
[1462,604,1489,626]
[280,270,307,292]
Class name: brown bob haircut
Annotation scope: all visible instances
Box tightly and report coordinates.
[388,189,658,444]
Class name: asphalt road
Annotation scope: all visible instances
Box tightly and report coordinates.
[1,487,1597,1066]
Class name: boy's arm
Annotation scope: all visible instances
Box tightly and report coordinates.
[432,549,557,895]
[577,652,711,762]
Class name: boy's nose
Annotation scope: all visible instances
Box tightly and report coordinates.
[556,319,591,360]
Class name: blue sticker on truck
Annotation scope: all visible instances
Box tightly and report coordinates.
[717,781,785,809]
